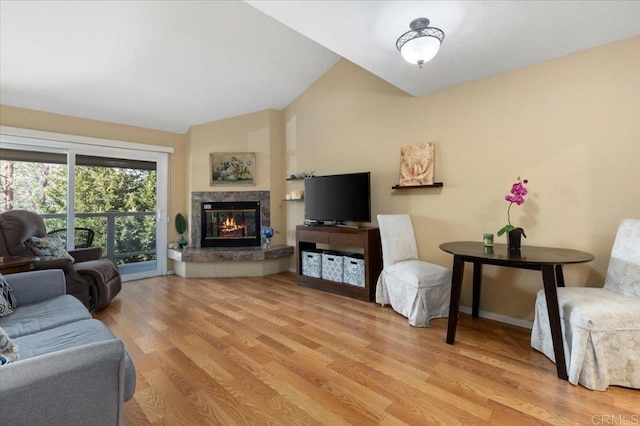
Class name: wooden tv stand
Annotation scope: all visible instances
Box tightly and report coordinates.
[295,225,382,301]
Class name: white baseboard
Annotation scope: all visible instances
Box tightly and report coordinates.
[459,305,533,329]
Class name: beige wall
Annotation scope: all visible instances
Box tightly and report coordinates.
[284,35,640,321]
[2,35,638,322]
[0,105,187,266]
[186,109,285,245]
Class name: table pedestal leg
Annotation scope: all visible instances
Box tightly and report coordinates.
[446,256,465,344]
[541,264,568,380]
[472,262,482,319]
[555,265,565,287]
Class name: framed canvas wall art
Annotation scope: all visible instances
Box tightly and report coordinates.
[210,152,256,186]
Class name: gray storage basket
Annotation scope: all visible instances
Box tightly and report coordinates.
[321,251,344,282]
[343,253,365,287]
[302,249,323,278]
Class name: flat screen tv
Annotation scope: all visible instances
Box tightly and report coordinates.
[304,172,371,226]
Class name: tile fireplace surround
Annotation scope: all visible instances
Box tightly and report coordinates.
[191,191,271,248]
[168,191,293,278]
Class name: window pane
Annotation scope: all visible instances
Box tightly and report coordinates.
[0,152,68,230]
[74,159,157,268]
[115,214,157,265]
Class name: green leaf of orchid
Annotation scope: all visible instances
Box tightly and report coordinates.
[497,225,516,237]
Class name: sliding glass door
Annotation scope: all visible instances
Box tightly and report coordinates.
[74,155,159,277]
[0,133,169,280]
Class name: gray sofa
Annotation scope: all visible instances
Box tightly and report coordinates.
[0,270,135,426]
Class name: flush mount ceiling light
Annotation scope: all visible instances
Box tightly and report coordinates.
[396,17,445,68]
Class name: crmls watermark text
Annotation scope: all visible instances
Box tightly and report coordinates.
[591,414,639,425]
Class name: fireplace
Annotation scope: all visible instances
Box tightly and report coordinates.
[192,191,270,249]
[201,201,261,247]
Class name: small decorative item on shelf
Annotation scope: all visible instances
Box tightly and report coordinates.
[260,226,274,250]
[175,213,188,248]
[289,170,315,180]
[496,176,529,251]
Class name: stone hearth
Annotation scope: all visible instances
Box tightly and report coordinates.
[168,245,294,278]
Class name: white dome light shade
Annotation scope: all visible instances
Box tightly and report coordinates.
[396,18,445,68]
[400,36,441,66]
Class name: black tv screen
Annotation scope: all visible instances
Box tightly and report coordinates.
[304,172,371,225]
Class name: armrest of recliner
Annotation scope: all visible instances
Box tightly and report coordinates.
[3,269,67,305]
[0,340,125,425]
[69,247,102,262]
[30,257,74,272]
[29,257,92,309]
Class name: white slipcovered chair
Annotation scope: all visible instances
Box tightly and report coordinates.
[531,218,640,391]
[375,214,452,327]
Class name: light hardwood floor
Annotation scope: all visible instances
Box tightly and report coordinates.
[93,273,638,425]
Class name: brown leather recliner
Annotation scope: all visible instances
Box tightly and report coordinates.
[0,210,121,310]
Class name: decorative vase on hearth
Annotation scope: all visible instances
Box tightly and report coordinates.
[507,227,526,251]
[261,226,274,250]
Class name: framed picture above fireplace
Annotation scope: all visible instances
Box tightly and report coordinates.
[210,152,256,186]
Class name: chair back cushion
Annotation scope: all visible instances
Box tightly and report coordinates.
[604,218,640,298]
[0,210,47,257]
[377,214,419,267]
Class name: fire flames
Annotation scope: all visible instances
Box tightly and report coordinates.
[220,216,245,236]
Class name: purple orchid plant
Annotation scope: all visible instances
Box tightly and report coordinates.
[497,177,529,237]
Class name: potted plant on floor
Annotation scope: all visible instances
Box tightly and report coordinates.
[175,213,188,248]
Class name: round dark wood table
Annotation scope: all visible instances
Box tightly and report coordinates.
[440,241,594,381]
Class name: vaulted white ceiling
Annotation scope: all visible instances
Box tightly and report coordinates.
[1,1,639,134]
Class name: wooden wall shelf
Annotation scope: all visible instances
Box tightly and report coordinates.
[391,182,444,189]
